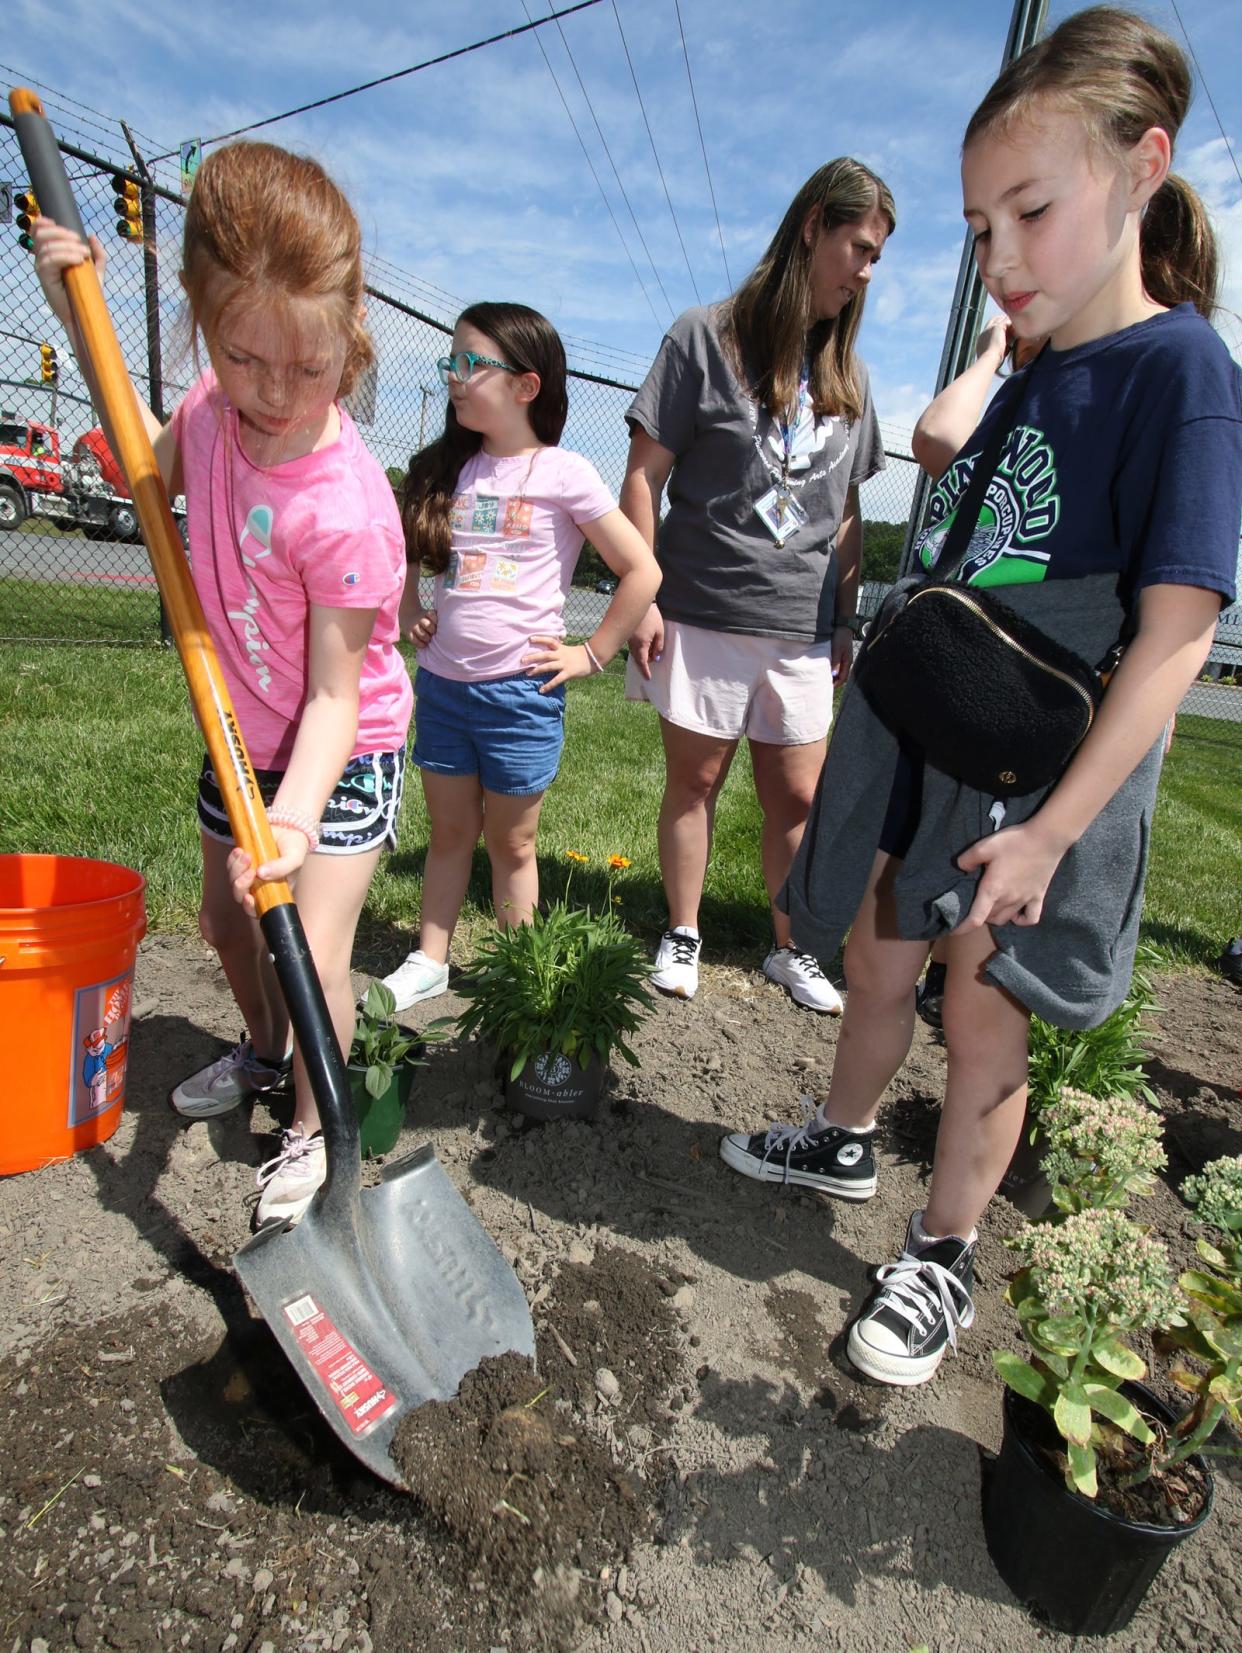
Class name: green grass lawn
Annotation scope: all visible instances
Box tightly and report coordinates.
[0,636,1237,973]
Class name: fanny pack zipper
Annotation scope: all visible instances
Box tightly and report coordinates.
[875,585,1098,729]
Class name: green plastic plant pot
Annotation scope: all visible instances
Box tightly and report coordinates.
[348,1061,415,1158]
[503,1050,606,1122]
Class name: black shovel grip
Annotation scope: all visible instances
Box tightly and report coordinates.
[10,92,87,238]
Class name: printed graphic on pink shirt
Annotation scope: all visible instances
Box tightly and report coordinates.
[227,502,277,696]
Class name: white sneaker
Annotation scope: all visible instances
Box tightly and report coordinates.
[380,949,449,1012]
[170,1039,292,1119]
[762,946,844,1014]
[651,928,701,999]
[255,1126,327,1226]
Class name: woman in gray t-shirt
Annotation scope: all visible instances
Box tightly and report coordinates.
[621,157,893,1007]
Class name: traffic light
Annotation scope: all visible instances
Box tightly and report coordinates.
[40,343,59,385]
[112,173,143,242]
[15,188,38,253]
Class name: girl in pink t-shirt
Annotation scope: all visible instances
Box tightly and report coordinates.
[381,303,660,1009]
[35,142,412,1226]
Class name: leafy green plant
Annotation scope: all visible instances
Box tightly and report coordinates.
[1153,1156,1242,1474]
[1026,943,1160,1113]
[454,860,653,1081]
[350,980,425,1100]
[995,1208,1184,1497]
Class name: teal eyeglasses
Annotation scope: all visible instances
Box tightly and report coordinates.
[437,351,518,386]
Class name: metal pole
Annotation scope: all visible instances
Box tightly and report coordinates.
[417,385,431,450]
[899,0,1049,574]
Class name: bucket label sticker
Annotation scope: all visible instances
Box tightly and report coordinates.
[282,1294,399,1436]
[68,969,134,1128]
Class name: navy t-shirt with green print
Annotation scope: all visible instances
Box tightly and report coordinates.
[914,304,1242,608]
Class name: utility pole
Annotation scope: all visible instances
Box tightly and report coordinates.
[899,0,1049,573]
[417,385,433,450]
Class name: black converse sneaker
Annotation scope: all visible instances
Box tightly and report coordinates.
[719,1100,877,1200]
[846,1212,976,1387]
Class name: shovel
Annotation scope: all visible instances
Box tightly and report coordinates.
[11,90,534,1486]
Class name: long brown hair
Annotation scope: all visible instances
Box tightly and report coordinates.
[963,6,1218,318]
[181,141,374,396]
[718,158,895,424]
[402,303,569,574]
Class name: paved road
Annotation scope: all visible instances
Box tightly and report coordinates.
[0,525,156,585]
[4,528,1238,719]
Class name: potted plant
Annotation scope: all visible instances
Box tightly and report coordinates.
[984,1091,1217,1636]
[349,980,426,1156]
[454,857,652,1122]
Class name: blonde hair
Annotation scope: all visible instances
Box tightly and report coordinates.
[181,141,374,395]
[719,157,895,424]
[964,6,1217,317]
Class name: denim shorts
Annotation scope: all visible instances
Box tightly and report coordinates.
[412,666,565,795]
[197,748,406,855]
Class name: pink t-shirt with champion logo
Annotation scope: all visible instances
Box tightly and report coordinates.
[421,445,616,682]
[172,372,413,769]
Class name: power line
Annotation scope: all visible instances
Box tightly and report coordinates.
[672,0,731,293]
[520,1,666,329]
[537,0,676,320]
[140,1,606,162]
[1168,0,1242,195]
[610,0,700,305]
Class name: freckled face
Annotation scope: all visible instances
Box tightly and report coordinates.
[207,295,346,454]
[805,207,888,323]
[961,109,1140,351]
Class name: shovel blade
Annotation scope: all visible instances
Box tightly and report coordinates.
[234,1143,533,1486]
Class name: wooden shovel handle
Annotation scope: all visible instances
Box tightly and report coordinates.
[9,87,289,915]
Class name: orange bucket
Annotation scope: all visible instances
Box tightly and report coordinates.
[0,854,146,1175]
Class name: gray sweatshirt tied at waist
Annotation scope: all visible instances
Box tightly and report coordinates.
[779,574,1162,1031]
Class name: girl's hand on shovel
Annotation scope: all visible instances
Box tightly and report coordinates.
[32,216,107,334]
[226,830,310,916]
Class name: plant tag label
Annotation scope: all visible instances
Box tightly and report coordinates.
[282,1295,399,1436]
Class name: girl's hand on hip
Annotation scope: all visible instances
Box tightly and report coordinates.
[954,818,1067,933]
[405,607,437,649]
[831,625,854,686]
[627,604,665,680]
[226,830,309,915]
[32,218,106,331]
[522,635,592,692]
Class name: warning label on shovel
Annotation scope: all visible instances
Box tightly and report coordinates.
[283,1294,399,1436]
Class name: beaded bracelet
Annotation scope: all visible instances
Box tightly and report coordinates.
[583,640,604,674]
[267,806,321,853]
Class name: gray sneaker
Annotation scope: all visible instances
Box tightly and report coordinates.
[170,1039,292,1119]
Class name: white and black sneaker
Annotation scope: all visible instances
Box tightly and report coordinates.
[847,1211,977,1387]
[651,928,702,999]
[762,946,844,1014]
[719,1099,876,1199]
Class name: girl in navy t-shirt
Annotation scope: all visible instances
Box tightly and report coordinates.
[719,6,1242,1389]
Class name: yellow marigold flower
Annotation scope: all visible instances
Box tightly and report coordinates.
[608,855,632,869]
[565,850,589,863]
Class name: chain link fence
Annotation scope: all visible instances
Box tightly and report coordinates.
[2,100,1237,718]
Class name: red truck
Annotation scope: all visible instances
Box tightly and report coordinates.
[0,416,186,543]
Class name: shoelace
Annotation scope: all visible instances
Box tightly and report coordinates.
[256,1128,323,1188]
[761,1095,822,1182]
[203,1040,251,1090]
[663,932,700,965]
[782,948,827,981]
[869,1250,976,1349]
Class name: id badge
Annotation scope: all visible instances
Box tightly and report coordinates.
[754,485,809,547]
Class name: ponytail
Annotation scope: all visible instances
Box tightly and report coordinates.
[1141,172,1218,318]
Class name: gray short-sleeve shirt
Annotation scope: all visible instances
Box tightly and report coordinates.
[626,305,885,642]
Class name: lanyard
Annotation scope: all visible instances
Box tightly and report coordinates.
[775,367,810,508]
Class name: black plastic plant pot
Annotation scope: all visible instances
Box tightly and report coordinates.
[503,1050,606,1122]
[999,1122,1053,1221]
[982,1384,1213,1636]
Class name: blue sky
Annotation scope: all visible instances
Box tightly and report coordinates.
[4,0,1240,464]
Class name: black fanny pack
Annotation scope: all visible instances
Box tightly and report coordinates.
[854,385,1124,799]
